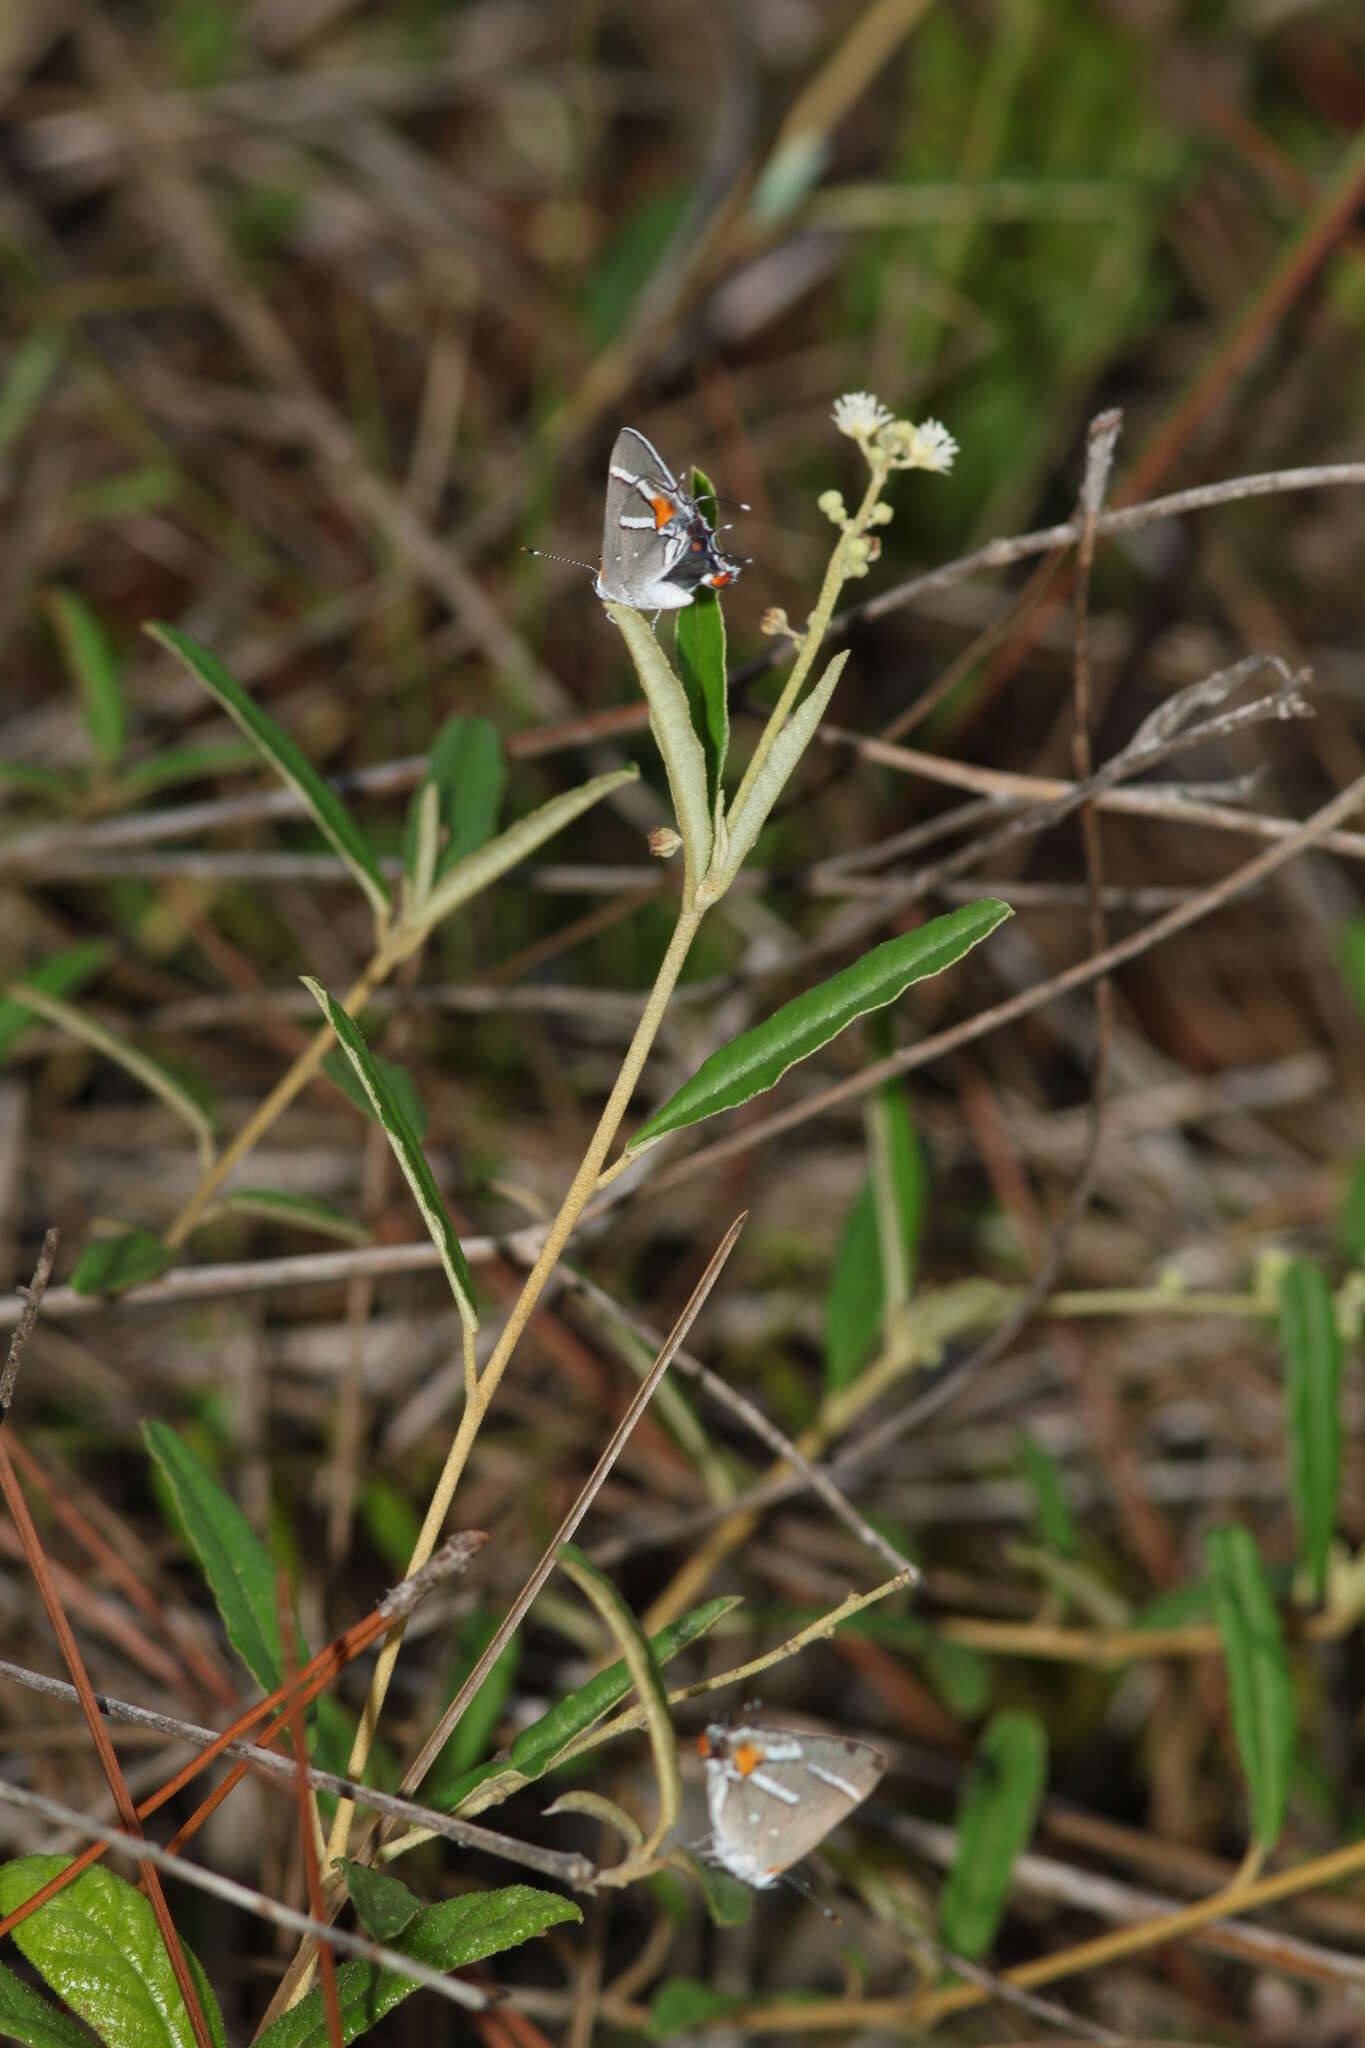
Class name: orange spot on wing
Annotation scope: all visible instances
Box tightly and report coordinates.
[732,1742,763,1777]
[650,496,674,530]
[696,1732,712,1759]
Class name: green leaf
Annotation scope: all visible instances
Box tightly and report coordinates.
[147,624,390,930]
[425,1608,523,1808]
[305,980,476,1330]
[939,1710,1047,1959]
[630,901,1012,1152]
[0,329,66,454]
[407,765,640,945]
[219,1187,372,1246]
[1338,1153,1365,1262]
[70,1225,173,1297]
[1015,1430,1079,1557]
[339,1861,420,1943]
[1280,1259,1343,1605]
[44,588,127,768]
[0,761,74,803]
[0,1857,227,2048]
[116,740,258,797]
[0,1960,96,2048]
[143,1420,283,1691]
[254,1886,581,2048]
[606,601,712,888]
[649,1978,748,2039]
[446,1593,739,1815]
[1206,1524,1295,1850]
[6,981,216,1171]
[404,716,505,882]
[0,942,111,1064]
[713,648,849,890]
[557,1545,681,1857]
[675,465,729,818]
[323,1044,429,1142]
[824,1079,926,1389]
[825,1182,881,1390]
[1338,915,1365,1017]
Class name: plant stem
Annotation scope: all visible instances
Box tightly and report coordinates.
[727,461,887,824]
[324,902,703,1860]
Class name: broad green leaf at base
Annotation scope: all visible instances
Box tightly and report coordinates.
[0,1857,227,2048]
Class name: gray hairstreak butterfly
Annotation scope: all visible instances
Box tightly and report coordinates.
[697,1720,887,1889]
[525,426,747,614]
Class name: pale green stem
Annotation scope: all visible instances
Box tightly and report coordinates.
[324,903,704,1864]
[727,460,888,823]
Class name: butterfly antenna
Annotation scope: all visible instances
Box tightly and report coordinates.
[522,544,596,575]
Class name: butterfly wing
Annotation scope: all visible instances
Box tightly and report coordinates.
[707,1730,887,1883]
[598,427,692,607]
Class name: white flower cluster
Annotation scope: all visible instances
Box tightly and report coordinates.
[831,391,957,474]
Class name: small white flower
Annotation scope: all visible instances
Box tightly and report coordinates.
[817,487,847,525]
[832,391,893,440]
[900,417,958,473]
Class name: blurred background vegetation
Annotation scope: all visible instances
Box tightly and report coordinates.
[4,0,1365,2040]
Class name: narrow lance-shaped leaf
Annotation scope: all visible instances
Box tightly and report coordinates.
[939,1710,1047,1959]
[629,899,1012,1152]
[254,1886,581,2048]
[304,979,477,1331]
[824,1077,925,1391]
[446,1593,739,1815]
[675,464,729,819]
[147,623,391,931]
[0,1858,227,2048]
[407,764,640,945]
[557,1544,681,1860]
[44,588,126,768]
[0,942,110,1065]
[8,982,215,1172]
[144,1421,284,1692]
[219,1188,372,1246]
[403,715,506,882]
[1280,1258,1343,1605]
[606,601,712,890]
[1206,1523,1295,1850]
[711,648,849,894]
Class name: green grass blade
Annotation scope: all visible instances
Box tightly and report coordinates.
[147,623,390,931]
[143,1420,283,1692]
[44,588,127,768]
[1206,1523,1295,1850]
[630,900,1011,1152]
[939,1709,1047,1958]
[304,978,476,1329]
[1279,1258,1343,1605]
